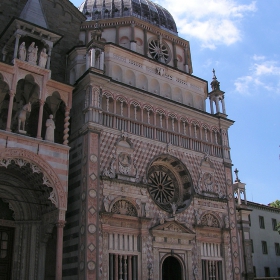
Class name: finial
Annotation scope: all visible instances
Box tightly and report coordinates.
[212,68,216,79]
[210,68,220,91]
[234,168,240,182]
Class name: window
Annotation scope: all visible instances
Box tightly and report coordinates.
[275,243,280,256]
[278,268,280,277]
[272,218,277,231]
[262,241,268,254]
[264,267,270,277]
[202,260,223,280]
[248,214,251,226]
[259,216,265,229]
[251,239,254,253]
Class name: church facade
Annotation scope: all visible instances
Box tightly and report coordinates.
[0,0,253,279]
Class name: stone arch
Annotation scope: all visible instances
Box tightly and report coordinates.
[150,78,160,94]
[124,69,136,86]
[112,65,123,82]
[146,154,193,213]
[161,83,171,99]
[161,254,185,280]
[0,148,66,210]
[136,73,148,90]
[44,92,65,144]
[109,197,139,217]
[184,91,193,107]
[173,87,183,103]
[119,36,130,49]
[194,95,204,110]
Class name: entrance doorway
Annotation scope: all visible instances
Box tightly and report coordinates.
[0,226,14,280]
[162,256,182,280]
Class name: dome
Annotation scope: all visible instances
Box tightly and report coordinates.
[79,0,177,34]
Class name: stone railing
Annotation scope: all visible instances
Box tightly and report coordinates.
[99,111,227,159]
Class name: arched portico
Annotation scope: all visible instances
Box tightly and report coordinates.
[0,148,67,280]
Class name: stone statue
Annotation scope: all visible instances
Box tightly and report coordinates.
[18,42,26,61]
[171,202,177,216]
[38,48,48,68]
[27,42,38,65]
[45,114,55,142]
[103,196,110,212]
[18,102,31,132]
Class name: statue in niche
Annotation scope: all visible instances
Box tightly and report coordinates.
[18,102,31,133]
[27,42,38,65]
[18,42,26,61]
[45,115,55,142]
[38,48,48,68]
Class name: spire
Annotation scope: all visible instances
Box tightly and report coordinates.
[210,68,220,91]
[20,0,48,29]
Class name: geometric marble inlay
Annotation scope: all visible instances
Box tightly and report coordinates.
[89,207,96,215]
[233,251,238,258]
[90,154,98,162]
[88,261,96,271]
[88,243,96,252]
[90,173,96,181]
[88,224,96,233]
[89,189,96,198]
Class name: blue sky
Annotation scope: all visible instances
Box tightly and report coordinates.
[70,0,279,205]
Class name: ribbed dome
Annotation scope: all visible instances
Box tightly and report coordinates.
[79,0,177,34]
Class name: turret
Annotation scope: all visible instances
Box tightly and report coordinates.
[208,69,227,116]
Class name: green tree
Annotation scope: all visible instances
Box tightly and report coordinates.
[269,199,280,208]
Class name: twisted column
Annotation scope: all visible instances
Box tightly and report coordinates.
[63,107,70,145]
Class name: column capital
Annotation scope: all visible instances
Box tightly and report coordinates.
[39,99,45,106]
[56,220,66,228]
[9,90,15,97]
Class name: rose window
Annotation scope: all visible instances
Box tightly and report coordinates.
[147,156,194,213]
[148,165,179,212]
[148,39,169,63]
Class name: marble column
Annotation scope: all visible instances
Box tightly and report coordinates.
[5,90,15,132]
[37,99,45,139]
[55,221,65,280]
[14,34,21,60]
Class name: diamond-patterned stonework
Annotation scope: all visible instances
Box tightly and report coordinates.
[89,207,96,215]
[88,243,96,252]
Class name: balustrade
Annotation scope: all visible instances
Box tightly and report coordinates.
[97,110,226,159]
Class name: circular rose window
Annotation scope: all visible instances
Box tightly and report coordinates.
[148,39,170,63]
[147,156,193,213]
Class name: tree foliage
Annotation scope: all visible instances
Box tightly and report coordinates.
[269,199,280,208]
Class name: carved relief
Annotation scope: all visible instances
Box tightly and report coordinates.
[201,213,220,228]
[103,134,139,181]
[111,200,137,217]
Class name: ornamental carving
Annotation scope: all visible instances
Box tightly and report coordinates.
[201,214,220,228]
[111,200,137,217]
[103,135,139,181]
[0,148,66,209]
